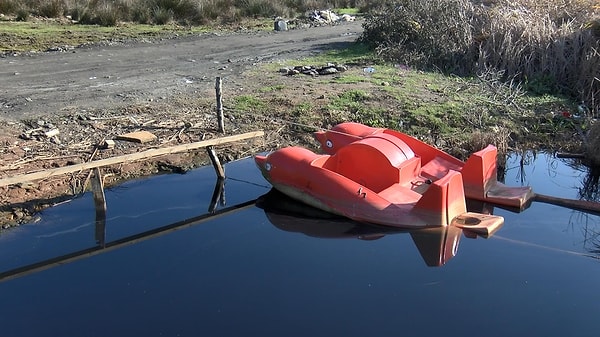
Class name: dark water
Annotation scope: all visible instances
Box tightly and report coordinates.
[1,153,599,337]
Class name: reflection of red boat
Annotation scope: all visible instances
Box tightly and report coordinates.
[257,189,464,267]
[255,129,504,236]
[314,122,533,209]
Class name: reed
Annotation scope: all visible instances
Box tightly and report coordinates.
[361,0,600,116]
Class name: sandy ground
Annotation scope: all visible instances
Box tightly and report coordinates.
[0,21,364,227]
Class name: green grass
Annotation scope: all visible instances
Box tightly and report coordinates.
[233,95,266,111]
[259,84,286,92]
[0,20,210,52]
[308,43,375,65]
[327,89,370,112]
[336,8,360,15]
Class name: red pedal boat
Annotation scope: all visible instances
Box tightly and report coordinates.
[255,132,504,236]
[314,122,534,209]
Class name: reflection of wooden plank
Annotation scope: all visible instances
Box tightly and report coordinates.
[0,131,264,187]
[0,199,257,282]
[115,131,157,143]
[91,168,107,247]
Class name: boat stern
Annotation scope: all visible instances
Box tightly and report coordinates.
[462,145,534,209]
[450,212,504,238]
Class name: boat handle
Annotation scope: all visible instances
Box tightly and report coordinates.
[357,187,367,198]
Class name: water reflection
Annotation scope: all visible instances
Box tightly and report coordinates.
[2,154,600,337]
[579,166,600,202]
[257,189,493,267]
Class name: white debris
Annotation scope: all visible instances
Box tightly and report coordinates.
[308,10,355,24]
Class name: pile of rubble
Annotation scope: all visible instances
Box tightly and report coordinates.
[307,10,356,23]
[279,63,348,76]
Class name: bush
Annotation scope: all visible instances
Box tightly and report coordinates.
[359,0,476,74]
[16,7,29,21]
[0,0,19,14]
[68,4,89,22]
[361,0,600,114]
[152,5,173,24]
[95,3,119,26]
[152,0,202,24]
[38,0,65,18]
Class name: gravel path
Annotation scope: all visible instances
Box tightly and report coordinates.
[0,21,363,120]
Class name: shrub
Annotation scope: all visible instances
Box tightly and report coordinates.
[68,4,89,22]
[152,5,173,24]
[238,0,286,18]
[0,0,19,14]
[361,0,600,114]
[359,0,477,74]
[16,7,29,21]
[131,4,151,24]
[95,3,119,26]
[38,0,65,18]
[152,0,202,24]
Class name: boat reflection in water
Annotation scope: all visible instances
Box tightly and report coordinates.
[257,189,498,267]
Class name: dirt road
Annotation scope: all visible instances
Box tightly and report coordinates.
[0,21,362,120]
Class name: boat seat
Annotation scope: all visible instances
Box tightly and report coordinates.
[378,183,422,204]
[323,134,419,193]
[421,156,463,180]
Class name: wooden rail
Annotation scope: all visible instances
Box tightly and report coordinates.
[0,130,264,187]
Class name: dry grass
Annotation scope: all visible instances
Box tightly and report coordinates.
[361,0,600,116]
[0,0,369,25]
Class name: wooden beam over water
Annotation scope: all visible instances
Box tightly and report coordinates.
[0,131,264,187]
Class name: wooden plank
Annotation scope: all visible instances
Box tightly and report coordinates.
[115,130,157,143]
[0,131,264,187]
[534,193,600,216]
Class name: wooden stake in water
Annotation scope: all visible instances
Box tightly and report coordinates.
[215,76,225,133]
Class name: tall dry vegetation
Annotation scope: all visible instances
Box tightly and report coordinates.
[0,0,369,25]
[360,0,600,115]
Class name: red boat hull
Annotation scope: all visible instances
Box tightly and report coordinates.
[255,134,504,236]
[314,122,533,209]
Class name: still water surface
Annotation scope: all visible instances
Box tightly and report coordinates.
[0,153,599,337]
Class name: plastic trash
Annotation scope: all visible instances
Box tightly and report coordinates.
[363,67,375,73]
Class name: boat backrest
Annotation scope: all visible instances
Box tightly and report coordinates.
[323,134,417,192]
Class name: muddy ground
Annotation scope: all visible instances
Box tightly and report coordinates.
[0,21,363,227]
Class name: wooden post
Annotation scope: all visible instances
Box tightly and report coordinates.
[215,76,225,133]
[206,146,225,179]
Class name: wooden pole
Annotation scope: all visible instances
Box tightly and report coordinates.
[215,76,225,133]
[206,146,225,179]
[0,131,264,187]
[533,193,600,216]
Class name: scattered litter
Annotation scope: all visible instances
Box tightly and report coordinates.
[102,139,116,149]
[44,129,60,138]
[363,67,375,74]
[115,131,157,144]
[274,19,288,31]
[20,126,60,141]
[308,10,355,23]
